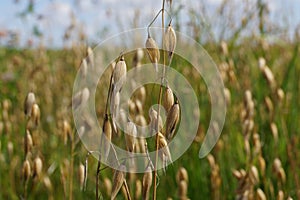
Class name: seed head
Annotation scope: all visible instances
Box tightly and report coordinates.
[104,177,112,196]
[145,36,160,72]
[33,156,43,178]
[165,101,180,141]
[135,179,142,200]
[102,115,112,162]
[163,86,174,113]
[78,163,85,190]
[31,103,40,126]
[176,167,189,184]
[113,55,127,92]
[178,180,188,199]
[24,129,33,155]
[24,92,36,117]
[22,160,31,182]
[72,87,90,110]
[249,165,259,185]
[158,132,172,164]
[164,23,176,60]
[111,165,126,200]
[256,188,266,200]
[125,121,137,153]
[149,108,163,133]
[142,166,153,200]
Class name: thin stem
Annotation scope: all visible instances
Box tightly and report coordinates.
[147,8,172,37]
[153,1,166,200]
[96,60,116,200]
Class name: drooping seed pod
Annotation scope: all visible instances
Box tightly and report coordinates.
[87,46,94,68]
[176,167,189,185]
[135,179,142,200]
[113,55,127,92]
[111,91,120,120]
[258,155,266,176]
[24,92,36,117]
[224,87,231,106]
[149,108,163,134]
[163,86,174,113]
[22,159,31,182]
[7,141,14,158]
[277,88,285,102]
[31,103,40,126]
[111,165,126,200]
[43,176,53,192]
[33,156,43,178]
[220,41,228,56]
[81,58,88,79]
[136,86,146,103]
[125,121,137,153]
[256,188,266,200]
[103,177,112,196]
[132,48,144,68]
[145,35,160,72]
[277,190,284,200]
[249,165,259,185]
[158,132,173,165]
[258,57,266,69]
[137,137,146,154]
[164,23,176,60]
[24,129,33,155]
[72,87,90,110]
[270,122,278,143]
[165,100,180,141]
[263,66,275,87]
[142,166,153,200]
[78,163,85,190]
[63,120,72,145]
[102,115,112,162]
[264,96,274,114]
[134,99,143,114]
[178,180,188,199]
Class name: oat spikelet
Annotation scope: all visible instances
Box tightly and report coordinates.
[178,180,188,199]
[72,87,90,110]
[165,100,180,141]
[24,129,33,155]
[78,163,85,190]
[145,35,160,72]
[113,55,127,92]
[176,167,189,184]
[33,156,43,178]
[149,108,163,133]
[104,177,112,196]
[164,23,176,60]
[135,179,142,200]
[22,160,31,182]
[31,103,40,126]
[24,92,36,117]
[163,86,174,113]
[125,121,137,152]
[256,188,266,200]
[142,166,153,200]
[158,132,173,171]
[111,165,126,200]
[102,114,112,162]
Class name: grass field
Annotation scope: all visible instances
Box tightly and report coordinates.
[0,1,300,200]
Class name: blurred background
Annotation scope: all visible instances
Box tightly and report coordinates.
[1,0,300,199]
[1,0,300,48]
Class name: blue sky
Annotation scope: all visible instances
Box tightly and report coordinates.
[0,0,299,47]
